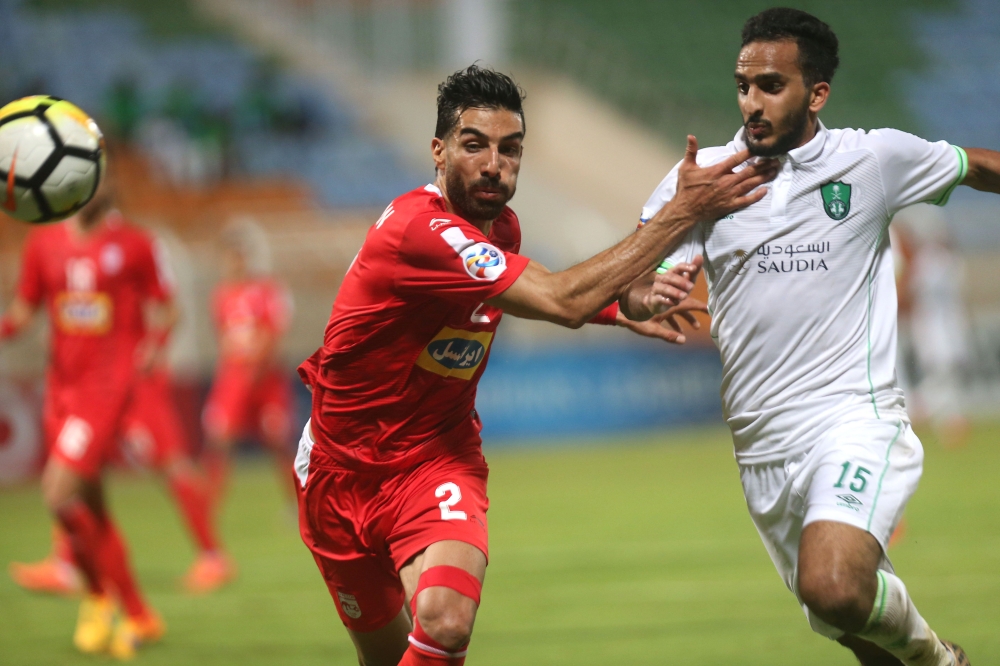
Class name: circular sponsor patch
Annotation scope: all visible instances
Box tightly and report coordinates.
[100,243,124,275]
[461,243,506,280]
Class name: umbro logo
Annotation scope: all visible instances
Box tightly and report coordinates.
[836,494,864,512]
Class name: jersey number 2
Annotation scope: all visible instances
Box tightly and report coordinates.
[435,482,467,521]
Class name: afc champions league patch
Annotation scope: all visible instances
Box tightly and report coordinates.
[461,243,505,280]
[438,225,507,281]
[337,591,362,619]
[416,326,494,380]
[99,243,124,275]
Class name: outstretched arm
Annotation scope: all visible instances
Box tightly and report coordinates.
[487,138,776,328]
[963,148,1000,194]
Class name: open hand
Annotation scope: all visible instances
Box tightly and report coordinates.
[642,256,703,315]
[616,296,708,344]
[668,135,778,223]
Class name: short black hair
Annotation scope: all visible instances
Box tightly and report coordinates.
[435,64,526,140]
[741,8,840,86]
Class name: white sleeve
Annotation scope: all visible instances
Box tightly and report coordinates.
[639,161,701,273]
[867,129,968,216]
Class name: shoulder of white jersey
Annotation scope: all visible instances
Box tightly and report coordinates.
[828,126,935,154]
[640,143,734,223]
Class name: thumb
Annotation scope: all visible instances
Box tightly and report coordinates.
[684,135,699,166]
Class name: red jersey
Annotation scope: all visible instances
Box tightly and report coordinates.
[16,215,172,393]
[299,184,530,472]
[211,278,291,366]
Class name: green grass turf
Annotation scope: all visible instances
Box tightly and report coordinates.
[1,423,998,665]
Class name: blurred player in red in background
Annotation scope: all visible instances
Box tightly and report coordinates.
[202,219,296,507]
[0,181,216,658]
[5,216,232,597]
[8,317,233,596]
[295,65,774,666]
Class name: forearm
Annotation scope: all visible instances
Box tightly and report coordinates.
[962,148,1000,194]
[144,299,179,338]
[523,205,695,327]
[0,298,36,340]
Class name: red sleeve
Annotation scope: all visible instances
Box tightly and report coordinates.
[589,302,619,325]
[134,234,174,302]
[298,347,322,389]
[394,213,530,306]
[16,233,45,306]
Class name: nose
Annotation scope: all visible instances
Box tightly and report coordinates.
[481,148,500,178]
[744,86,765,117]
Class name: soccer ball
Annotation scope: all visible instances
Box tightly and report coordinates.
[0,96,106,224]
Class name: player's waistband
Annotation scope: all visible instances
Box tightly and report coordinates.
[729,397,909,467]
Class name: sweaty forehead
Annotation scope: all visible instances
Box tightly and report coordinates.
[736,40,801,77]
[453,107,524,139]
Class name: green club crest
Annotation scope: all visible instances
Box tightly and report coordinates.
[821,181,851,220]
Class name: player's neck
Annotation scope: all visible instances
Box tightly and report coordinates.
[788,115,820,153]
[68,216,104,239]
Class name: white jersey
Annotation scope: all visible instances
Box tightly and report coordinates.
[642,121,967,465]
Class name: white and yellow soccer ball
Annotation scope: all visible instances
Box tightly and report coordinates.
[0,95,106,224]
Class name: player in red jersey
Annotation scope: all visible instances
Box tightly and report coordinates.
[295,65,777,666]
[0,185,220,656]
[5,213,231,597]
[202,220,296,507]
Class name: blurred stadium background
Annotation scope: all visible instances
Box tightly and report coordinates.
[0,0,998,663]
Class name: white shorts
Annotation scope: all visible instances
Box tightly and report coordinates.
[740,418,923,637]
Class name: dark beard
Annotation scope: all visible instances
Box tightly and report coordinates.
[444,169,512,223]
[745,98,812,158]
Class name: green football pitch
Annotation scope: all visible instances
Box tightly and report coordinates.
[1,424,998,665]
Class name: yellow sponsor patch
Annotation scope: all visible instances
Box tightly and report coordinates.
[54,292,113,334]
[415,327,493,380]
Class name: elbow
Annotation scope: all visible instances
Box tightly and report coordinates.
[552,299,592,329]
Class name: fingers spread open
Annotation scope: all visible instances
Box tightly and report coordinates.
[717,148,754,173]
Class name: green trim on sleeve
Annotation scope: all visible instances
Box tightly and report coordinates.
[932,145,968,206]
[655,259,675,275]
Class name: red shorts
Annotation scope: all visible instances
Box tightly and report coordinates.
[296,423,489,632]
[119,370,189,469]
[203,363,293,444]
[44,381,132,480]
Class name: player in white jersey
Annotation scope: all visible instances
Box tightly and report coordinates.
[622,8,1000,666]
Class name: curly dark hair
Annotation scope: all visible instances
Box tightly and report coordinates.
[741,8,840,86]
[435,64,526,139]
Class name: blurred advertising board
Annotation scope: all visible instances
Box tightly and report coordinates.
[477,343,723,440]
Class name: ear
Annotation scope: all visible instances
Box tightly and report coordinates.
[809,81,830,114]
[431,136,446,173]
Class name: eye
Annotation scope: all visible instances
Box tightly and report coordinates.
[737,81,749,95]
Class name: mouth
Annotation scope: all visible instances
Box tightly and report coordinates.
[472,187,505,202]
[746,121,771,141]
